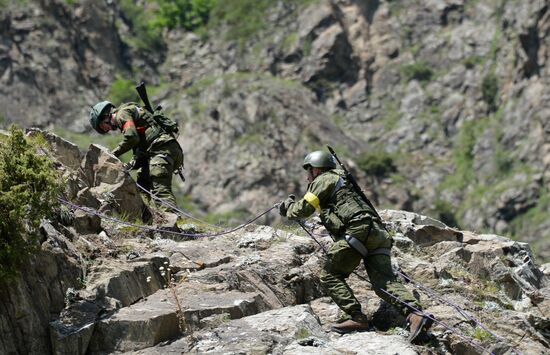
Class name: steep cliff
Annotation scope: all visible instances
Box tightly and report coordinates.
[1,0,549,264]
[0,129,548,354]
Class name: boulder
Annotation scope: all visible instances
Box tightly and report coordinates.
[86,256,169,307]
[189,305,326,353]
[382,209,463,246]
[81,144,150,221]
[26,128,81,170]
[49,300,99,355]
[87,295,180,353]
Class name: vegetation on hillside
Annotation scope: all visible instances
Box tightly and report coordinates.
[0,126,60,280]
[115,0,318,51]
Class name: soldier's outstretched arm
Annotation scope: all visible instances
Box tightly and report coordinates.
[286,172,339,219]
[286,196,316,220]
[111,107,140,157]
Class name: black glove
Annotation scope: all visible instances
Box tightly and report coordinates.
[278,194,296,217]
[124,159,138,171]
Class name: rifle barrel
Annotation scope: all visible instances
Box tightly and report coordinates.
[326,144,382,220]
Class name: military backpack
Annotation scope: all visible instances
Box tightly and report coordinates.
[149,108,179,137]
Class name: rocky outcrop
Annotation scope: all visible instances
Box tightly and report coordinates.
[2,0,550,350]
[81,143,150,222]
[2,0,550,263]
[158,0,550,262]
[3,135,549,354]
[0,0,164,131]
[0,223,83,354]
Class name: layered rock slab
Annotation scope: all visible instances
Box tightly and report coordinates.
[87,283,266,354]
[128,305,417,354]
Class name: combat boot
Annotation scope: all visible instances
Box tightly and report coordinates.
[331,312,370,334]
[406,311,434,343]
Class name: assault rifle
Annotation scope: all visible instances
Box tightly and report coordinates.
[136,81,155,113]
[326,145,381,220]
[135,81,186,182]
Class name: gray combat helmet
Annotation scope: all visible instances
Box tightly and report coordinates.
[303,150,336,170]
[89,101,114,134]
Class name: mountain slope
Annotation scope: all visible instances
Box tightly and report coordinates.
[1,0,549,262]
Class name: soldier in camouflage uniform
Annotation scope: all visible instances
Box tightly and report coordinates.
[279,151,432,341]
[89,101,184,208]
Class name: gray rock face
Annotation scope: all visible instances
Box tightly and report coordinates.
[3,0,550,263]
[26,128,82,170]
[3,2,550,352]
[2,194,550,355]
[155,0,550,263]
[0,0,156,131]
[0,232,83,354]
[50,300,98,355]
[178,75,361,221]
[88,296,181,353]
[81,143,149,221]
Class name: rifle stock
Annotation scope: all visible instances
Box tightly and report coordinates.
[135,81,186,183]
[326,145,381,220]
[136,81,154,113]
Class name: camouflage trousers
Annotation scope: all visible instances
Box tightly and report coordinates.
[320,220,422,317]
[136,140,184,209]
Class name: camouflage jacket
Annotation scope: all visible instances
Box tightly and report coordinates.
[287,169,379,238]
[110,102,174,157]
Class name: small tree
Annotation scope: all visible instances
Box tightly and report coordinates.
[357,151,397,179]
[0,125,60,280]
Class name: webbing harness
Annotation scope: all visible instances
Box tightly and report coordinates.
[132,106,185,182]
[329,177,391,258]
[344,234,391,258]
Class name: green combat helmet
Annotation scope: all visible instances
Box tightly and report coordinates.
[89,101,114,134]
[303,150,336,170]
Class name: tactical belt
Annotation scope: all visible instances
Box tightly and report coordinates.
[331,176,390,257]
[344,235,391,258]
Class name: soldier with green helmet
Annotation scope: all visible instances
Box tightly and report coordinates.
[279,150,432,341]
[89,100,184,209]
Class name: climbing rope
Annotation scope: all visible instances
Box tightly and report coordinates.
[59,196,277,239]
[396,270,508,342]
[57,174,511,354]
[298,220,511,342]
[134,181,223,229]
[295,220,501,355]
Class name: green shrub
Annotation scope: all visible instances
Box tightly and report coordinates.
[434,199,459,228]
[401,61,433,83]
[208,0,317,44]
[481,73,498,111]
[0,126,60,280]
[117,0,216,49]
[117,0,164,52]
[442,119,485,190]
[108,76,140,105]
[357,151,397,178]
[209,0,272,43]
[469,327,494,342]
[152,0,216,31]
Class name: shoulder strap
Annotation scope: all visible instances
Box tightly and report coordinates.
[330,176,345,201]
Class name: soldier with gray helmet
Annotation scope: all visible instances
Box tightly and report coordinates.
[279,150,432,341]
[89,100,183,209]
